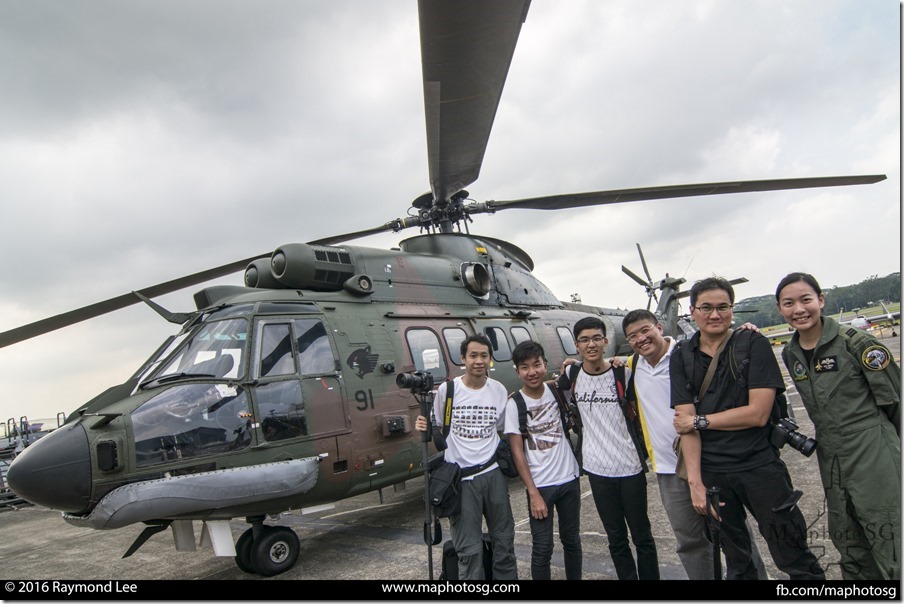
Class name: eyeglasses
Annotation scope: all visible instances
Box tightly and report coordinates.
[694,304,733,315]
[626,325,656,344]
[576,335,605,346]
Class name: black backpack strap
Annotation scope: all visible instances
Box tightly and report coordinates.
[549,383,580,433]
[677,339,697,403]
[510,391,530,437]
[613,364,649,471]
[626,353,639,403]
[441,378,454,439]
[567,363,581,394]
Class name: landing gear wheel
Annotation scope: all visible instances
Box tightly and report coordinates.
[250,526,300,577]
[234,528,256,574]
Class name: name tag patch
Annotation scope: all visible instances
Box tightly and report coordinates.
[814,356,838,373]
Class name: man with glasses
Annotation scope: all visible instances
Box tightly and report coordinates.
[670,277,824,580]
[623,308,768,580]
[558,316,659,580]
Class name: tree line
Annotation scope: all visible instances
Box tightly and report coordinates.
[731,272,901,329]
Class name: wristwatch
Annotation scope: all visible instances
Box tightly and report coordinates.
[694,415,710,431]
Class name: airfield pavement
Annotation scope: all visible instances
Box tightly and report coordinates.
[0,335,899,595]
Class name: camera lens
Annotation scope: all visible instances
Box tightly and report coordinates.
[788,432,818,457]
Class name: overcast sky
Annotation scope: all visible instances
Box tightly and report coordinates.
[0,0,899,424]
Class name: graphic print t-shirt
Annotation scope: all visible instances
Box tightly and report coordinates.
[504,385,580,488]
[573,367,642,477]
[431,376,507,479]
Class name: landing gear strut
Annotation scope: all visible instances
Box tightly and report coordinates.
[234,516,300,577]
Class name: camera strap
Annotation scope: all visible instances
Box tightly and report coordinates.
[441,379,454,439]
[697,329,733,403]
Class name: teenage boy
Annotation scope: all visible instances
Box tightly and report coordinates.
[623,309,768,580]
[505,340,582,580]
[558,316,659,580]
[671,277,824,580]
[414,334,517,580]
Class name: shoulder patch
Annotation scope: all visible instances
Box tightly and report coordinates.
[862,345,892,371]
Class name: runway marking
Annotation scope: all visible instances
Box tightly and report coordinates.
[320,500,407,519]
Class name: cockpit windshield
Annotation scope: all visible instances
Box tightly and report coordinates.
[143,318,248,387]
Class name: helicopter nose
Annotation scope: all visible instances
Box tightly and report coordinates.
[7,422,92,514]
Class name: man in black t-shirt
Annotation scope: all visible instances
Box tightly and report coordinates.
[670,277,823,580]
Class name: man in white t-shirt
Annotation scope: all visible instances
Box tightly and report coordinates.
[505,340,581,580]
[558,316,658,580]
[415,334,517,580]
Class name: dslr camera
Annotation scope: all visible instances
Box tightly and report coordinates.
[396,371,434,394]
[769,417,817,457]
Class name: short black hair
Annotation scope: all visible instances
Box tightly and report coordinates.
[512,340,546,366]
[573,316,606,339]
[622,309,658,333]
[460,334,492,358]
[775,272,822,301]
[689,277,735,307]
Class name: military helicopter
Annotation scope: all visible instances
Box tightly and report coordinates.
[3,0,885,578]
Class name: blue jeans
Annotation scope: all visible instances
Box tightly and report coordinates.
[587,471,659,580]
[527,477,582,580]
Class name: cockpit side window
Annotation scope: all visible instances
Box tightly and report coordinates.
[294,318,335,375]
[260,323,295,377]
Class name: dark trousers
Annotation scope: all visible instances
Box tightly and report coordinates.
[527,477,582,580]
[587,472,659,580]
[703,459,825,580]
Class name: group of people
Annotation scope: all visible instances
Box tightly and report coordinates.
[415,273,900,581]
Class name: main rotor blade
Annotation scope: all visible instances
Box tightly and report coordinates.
[0,252,271,349]
[309,223,398,247]
[419,0,530,203]
[486,175,887,212]
[0,214,428,350]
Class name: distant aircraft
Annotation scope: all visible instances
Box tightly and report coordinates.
[765,303,900,343]
[865,300,901,327]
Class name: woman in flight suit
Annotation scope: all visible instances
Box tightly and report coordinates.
[776,272,900,580]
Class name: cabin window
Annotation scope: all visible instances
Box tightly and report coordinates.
[132,384,252,468]
[257,381,308,442]
[557,327,578,356]
[442,328,467,365]
[293,318,335,375]
[405,329,448,382]
[511,326,532,345]
[484,327,512,362]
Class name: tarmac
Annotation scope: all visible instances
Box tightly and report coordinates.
[0,336,899,588]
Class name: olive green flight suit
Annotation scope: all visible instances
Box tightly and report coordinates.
[783,316,900,579]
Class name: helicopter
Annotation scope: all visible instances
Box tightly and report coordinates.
[2,0,888,578]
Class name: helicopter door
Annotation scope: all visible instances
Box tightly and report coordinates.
[252,317,348,464]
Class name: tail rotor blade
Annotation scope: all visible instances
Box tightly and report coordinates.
[637,243,653,283]
[622,265,649,288]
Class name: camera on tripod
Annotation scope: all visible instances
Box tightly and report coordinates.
[396,371,435,394]
[769,417,817,457]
